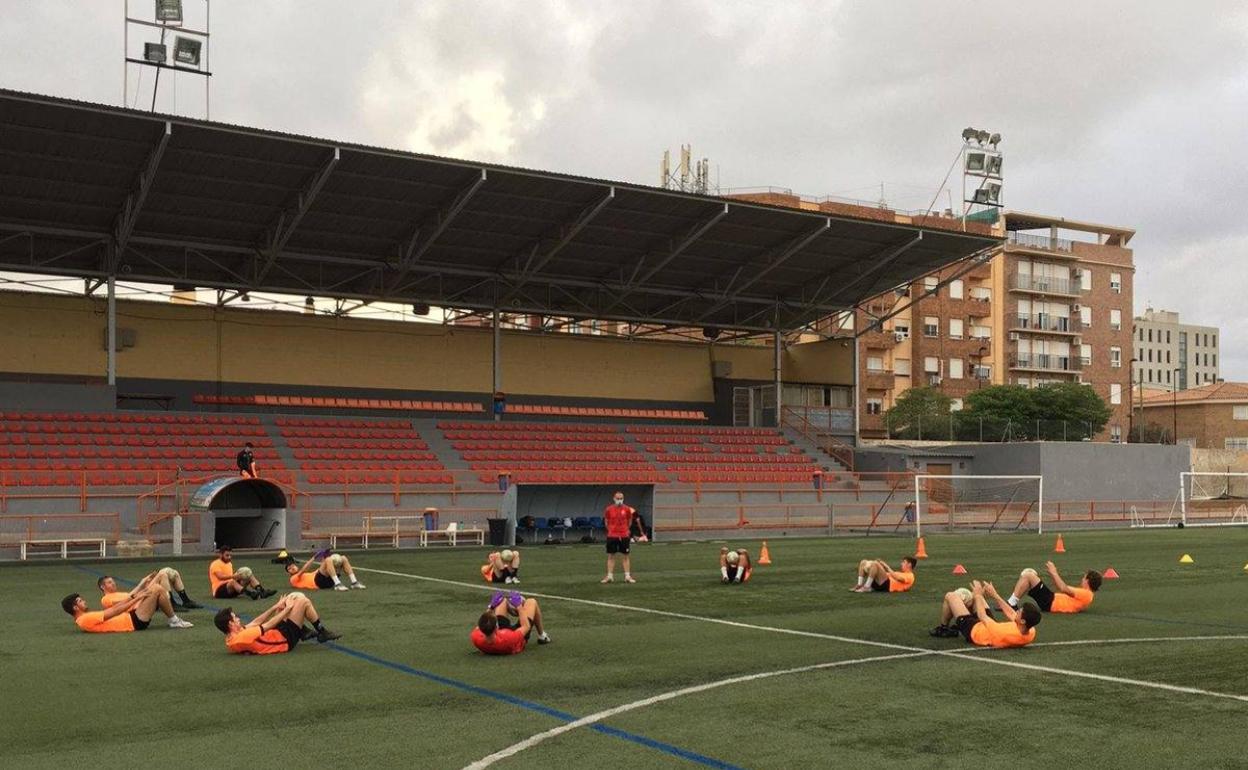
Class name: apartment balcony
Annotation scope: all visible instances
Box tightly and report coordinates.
[863,296,899,316]
[863,369,895,391]
[1007,273,1084,298]
[965,295,993,317]
[1005,231,1077,259]
[860,411,886,433]
[862,328,903,349]
[951,336,993,358]
[1009,314,1082,336]
[1008,353,1082,374]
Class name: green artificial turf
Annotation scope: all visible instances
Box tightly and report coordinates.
[3,528,1247,768]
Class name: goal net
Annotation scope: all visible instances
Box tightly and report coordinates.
[1178,472,1248,527]
[913,475,1043,536]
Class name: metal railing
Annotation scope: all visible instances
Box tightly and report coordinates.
[876,413,1099,442]
[1009,353,1082,372]
[1007,231,1074,253]
[1012,314,1082,333]
[1008,273,1082,295]
[781,406,855,470]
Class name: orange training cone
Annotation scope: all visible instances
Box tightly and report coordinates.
[952,564,967,575]
[757,541,772,566]
[915,537,928,560]
[1053,534,1066,554]
[1103,567,1119,579]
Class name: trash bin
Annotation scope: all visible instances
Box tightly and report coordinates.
[422,507,438,531]
[487,518,508,547]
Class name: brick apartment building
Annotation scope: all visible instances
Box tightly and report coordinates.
[1139,382,1248,449]
[856,211,1135,442]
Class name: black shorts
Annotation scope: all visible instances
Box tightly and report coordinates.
[1028,581,1056,612]
[488,571,507,584]
[214,583,241,599]
[954,614,978,644]
[606,537,631,555]
[870,579,891,593]
[725,566,740,582]
[314,572,336,590]
[277,619,302,650]
[129,610,150,631]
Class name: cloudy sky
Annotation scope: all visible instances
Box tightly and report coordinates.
[3,1,1247,372]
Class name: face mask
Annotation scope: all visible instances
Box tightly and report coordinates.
[614,498,623,505]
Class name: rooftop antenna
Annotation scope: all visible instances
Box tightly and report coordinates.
[660,144,714,194]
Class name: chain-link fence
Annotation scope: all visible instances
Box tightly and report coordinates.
[882,414,1098,442]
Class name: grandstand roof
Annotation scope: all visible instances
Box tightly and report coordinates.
[1141,382,1248,406]
[0,89,1000,332]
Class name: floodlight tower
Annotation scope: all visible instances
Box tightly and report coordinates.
[959,127,1003,228]
[124,0,212,118]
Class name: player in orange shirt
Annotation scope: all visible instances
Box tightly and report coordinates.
[213,592,341,654]
[480,548,521,585]
[98,566,201,610]
[284,549,365,591]
[209,545,276,600]
[930,580,1040,648]
[62,582,193,632]
[850,556,917,593]
[471,591,551,655]
[719,547,752,583]
[1007,560,1102,614]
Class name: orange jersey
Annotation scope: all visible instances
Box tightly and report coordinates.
[1050,587,1094,614]
[100,591,131,609]
[75,610,135,633]
[289,572,318,590]
[888,571,915,593]
[209,558,233,594]
[471,627,526,655]
[225,625,290,655]
[970,618,1036,649]
[481,563,499,583]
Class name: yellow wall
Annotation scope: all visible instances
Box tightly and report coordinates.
[0,292,853,400]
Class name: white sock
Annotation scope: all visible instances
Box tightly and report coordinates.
[332,575,342,586]
[349,575,359,584]
[856,576,866,586]
[625,572,631,579]
[721,567,729,579]
[1007,595,1019,607]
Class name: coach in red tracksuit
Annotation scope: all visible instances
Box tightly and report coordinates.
[601,491,637,584]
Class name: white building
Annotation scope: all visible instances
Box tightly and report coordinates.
[1132,308,1219,391]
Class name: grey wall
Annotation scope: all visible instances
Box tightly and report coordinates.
[0,381,115,411]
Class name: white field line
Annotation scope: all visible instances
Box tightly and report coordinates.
[463,651,934,770]
[357,566,1248,754]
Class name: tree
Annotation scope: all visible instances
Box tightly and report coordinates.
[1030,382,1112,438]
[884,387,952,439]
[962,382,1111,441]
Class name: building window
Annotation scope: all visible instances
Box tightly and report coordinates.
[1166,350,1171,364]
[1110,425,1122,444]
[1214,334,1217,347]
[894,359,911,376]
[866,356,885,373]
[894,321,910,339]
[1147,328,1153,343]
[923,316,938,337]
[924,357,939,373]
[924,275,938,291]
[1214,353,1217,367]
[1147,349,1153,363]
[1147,369,1153,383]
[1111,383,1122,405]
[1081,270,1092,291]
[949,318,964,339]
[1110,272,1121,293]
[973,365,992,380]
[950,279,964,299]
[866,399,883,415]
[1110,347,1122,368]
[1110,309,1121,331]
[1166,369,1171,384]
[1080,306,1091,326]
[1226,438,1248,451]
[1080,344,1091,365]
[949,358,964,379]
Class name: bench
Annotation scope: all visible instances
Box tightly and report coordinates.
[420,523,484,547]
[20,538,107,560]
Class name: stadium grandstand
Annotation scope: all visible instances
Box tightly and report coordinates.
[0,88,1001,558]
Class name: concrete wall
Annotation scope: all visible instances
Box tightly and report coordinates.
[0,381,115,411]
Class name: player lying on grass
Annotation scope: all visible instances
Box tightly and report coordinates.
[1007,561,1101,614]
[719,547,752,583]
[929,580,1040,648]
[209,545,277,600]
[849,556,917,593]
[213,592,341,654]
[99,567,202,610]
[285,549,365,591]
[480,548,521,584]
[471,591,551,654]
[62,582,194,632]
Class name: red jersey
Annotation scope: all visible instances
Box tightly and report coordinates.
[604,504,635,538]
[471,627,526,655]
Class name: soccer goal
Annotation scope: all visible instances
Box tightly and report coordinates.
[913,475,1044,536]
[1177,472,1248,528]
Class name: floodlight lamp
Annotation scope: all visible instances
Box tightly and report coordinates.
[173,36,201,66]
[155,0,183,24]
[985,182,1001,204]
[975,130,991,145]
[961,127,978,142]
[965,152,987,172]
[985,155,1003,176]
[972,189,991,205]
[144,43,167,64]
[702,326,721,341]
[412,303,431,316]
[989,133,1002,148]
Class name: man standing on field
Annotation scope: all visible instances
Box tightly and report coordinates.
[601,491,637,584]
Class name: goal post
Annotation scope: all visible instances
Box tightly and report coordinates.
[914,475,1044,537]
[1178,472,1248,528]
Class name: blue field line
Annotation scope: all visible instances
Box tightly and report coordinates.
[73,566,741,770]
